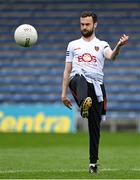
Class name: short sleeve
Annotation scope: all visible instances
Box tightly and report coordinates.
[102,41,111,56]
[65,42,73,62]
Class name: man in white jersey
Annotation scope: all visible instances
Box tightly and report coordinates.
[61,11,129,173]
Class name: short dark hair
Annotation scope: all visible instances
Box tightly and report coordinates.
[80,11,97,23]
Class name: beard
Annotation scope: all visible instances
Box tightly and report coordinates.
[81,28,94,38]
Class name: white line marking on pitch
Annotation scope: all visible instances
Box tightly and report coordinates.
[0,168,140,173]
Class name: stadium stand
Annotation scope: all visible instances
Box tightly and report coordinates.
[0,0,140,127]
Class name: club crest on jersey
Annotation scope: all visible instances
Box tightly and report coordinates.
[94,46,99,51]
[78,53,97,62]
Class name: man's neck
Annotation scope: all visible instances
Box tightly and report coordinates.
[82,34,96,42]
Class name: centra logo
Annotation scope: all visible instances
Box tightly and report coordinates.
[0,112,70,133]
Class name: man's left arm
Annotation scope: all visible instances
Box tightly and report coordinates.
[104,34,129,60]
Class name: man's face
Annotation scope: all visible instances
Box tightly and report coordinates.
[80,16,96,38]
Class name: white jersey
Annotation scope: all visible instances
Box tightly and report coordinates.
[66,37,110,83]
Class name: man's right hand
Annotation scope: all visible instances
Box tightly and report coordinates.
[61,96,72,109]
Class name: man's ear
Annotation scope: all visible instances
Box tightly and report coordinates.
[94,22,97,28]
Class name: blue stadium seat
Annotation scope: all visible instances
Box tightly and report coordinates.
[0,0,140,119]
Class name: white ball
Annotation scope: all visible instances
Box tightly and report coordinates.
[14,24,38,47]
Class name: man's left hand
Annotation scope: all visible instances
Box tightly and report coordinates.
[118,34,129,46]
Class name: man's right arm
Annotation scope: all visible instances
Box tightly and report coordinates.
[61,62,72,109]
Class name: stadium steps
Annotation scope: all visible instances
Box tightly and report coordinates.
[0,0,140,118]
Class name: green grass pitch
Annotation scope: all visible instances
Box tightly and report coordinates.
[0,132,140,179]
